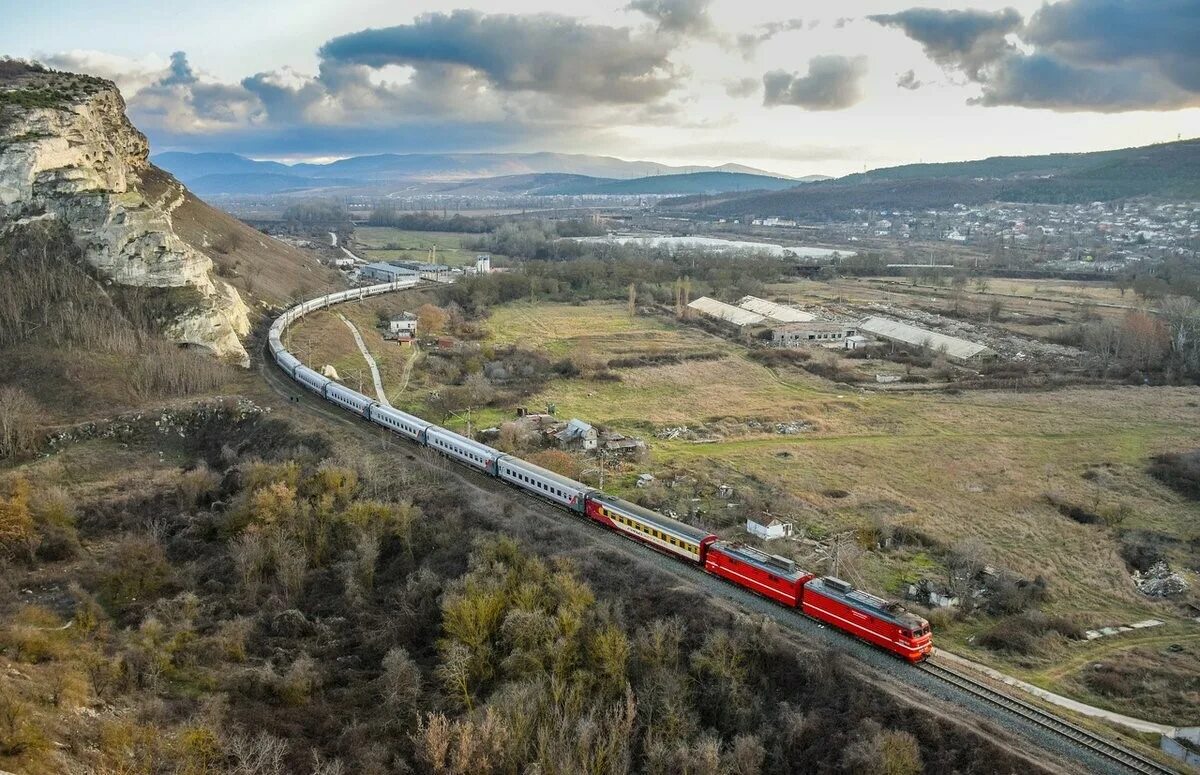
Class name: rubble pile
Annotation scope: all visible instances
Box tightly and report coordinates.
[44,399,266,451]
[864,302,1084,363]
[1132,561,1189,597]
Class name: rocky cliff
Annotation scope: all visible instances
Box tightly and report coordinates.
[0,64,252,365]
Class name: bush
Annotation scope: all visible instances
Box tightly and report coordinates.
[1148,449,1200,500]
[97,536,173,614]
[977,612,1080,654]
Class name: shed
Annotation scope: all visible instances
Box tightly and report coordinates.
[360,262,418,282]
[737,296,816,323]
[858,316,993,363]
[555,419,598,451]
[772,322,858,347]
[687,297,766,327]
[747,518,793,541]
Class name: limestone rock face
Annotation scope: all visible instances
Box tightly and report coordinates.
[0,77,251,365]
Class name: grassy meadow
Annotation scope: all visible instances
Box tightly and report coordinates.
[351,227,482,268]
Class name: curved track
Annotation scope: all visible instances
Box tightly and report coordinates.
[264,283,1182,775]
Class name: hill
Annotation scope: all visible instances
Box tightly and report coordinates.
[674,138,1200,219]
[0,61,338,420]
[153,150,800,194]
[429,170,803,196]
[544,170,802,195]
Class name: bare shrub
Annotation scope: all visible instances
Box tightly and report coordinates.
[178,463,221,509]
[380,647,422,714]
[0,387,42,460]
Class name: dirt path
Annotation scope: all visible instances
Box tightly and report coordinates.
[338,313,390,406]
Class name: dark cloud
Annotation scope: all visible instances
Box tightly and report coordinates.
[736,18,806,58]
[972,51,1193,112]
[896,70,922,90]
[868,7,1021,80]
[763,55,868,110]
[833,17,853,29]
[626,0,714,36]
[319,10,680,104]
[131,51,264,132]
[160,51,196,86]
[1024,0,1200,93]
[723,77,759,98]
[49,11,697,156]
[871,0,1200,111]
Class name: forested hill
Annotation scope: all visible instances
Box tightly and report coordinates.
[673,138,1200,219]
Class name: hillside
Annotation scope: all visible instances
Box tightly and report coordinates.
[153,150,798,194]
[543,171,802,196]
[675,137,1200,219]
[0,61,338,421]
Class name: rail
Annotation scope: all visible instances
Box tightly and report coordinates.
[918,659,1179,775]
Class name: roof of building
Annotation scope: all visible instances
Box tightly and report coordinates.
[555,418,596,440]
[362,262,417,275]
[687,296,766,326]
[773,321,855,333]
[736,295,816,323]
[858,316,992,361]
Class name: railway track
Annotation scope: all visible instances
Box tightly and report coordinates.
[263,286,1185,775]
[918,660,1179,775]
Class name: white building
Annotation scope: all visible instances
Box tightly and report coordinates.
[387,313,418,336]
[858,316,993,363]
[747,518,793,541]
[736,295,816,323]
[772,322,859,347]
[360,262,418,282]
[687,297,766,327]
[475,254,492,274]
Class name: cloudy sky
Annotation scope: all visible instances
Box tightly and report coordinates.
[6,0,1199,176]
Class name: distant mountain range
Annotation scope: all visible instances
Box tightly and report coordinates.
[667,138,1200,218]
[152,151,814,197]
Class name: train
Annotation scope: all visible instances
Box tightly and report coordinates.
[268,282,934,662]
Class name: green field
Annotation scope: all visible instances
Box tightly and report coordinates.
[351,227,482,267]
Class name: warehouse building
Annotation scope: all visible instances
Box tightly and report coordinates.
[360,262,418,282]
[736,296,816,323]
[858,316,993,363]
[773,322,859,347]
[687,297,766,327]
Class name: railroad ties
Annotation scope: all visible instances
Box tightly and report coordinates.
[917,660,1179,775]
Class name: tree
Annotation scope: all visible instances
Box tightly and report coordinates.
[417,304,449,336]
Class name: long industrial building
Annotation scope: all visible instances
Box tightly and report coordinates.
[687,297,766,326]
[736,296,816,323]
[858,316,993,363]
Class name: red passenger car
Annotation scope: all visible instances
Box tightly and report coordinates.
[801,577,932,662]
[705,542,814,606]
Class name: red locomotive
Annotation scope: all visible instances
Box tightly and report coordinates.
[802,576,932,662]
[705,541,814,606]
[701,541,931,661]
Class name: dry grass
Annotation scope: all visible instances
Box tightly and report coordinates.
[144,168,342,308]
